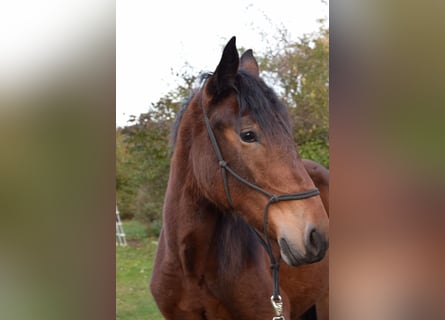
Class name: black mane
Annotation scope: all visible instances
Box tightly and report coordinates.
[236,69,293,140]
[170,73,211,151]
[169,90,195,151]
[214,210,261,285]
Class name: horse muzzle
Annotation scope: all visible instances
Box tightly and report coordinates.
[279,224,328,266]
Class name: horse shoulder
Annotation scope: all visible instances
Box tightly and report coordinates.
[150,231,189,316]
[150,228,218,317]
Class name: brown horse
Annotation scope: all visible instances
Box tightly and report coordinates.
[150,37,329,320]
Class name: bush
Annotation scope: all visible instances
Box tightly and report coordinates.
[298,137,329,168]
[134,185,165,238]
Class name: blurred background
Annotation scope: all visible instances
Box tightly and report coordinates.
[1,0,444,319]
[330,0,445,318]
[0,1,115,319]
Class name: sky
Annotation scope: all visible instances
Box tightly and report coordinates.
[116,0,328,127]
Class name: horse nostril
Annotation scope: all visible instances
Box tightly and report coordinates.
[304,225,327,260]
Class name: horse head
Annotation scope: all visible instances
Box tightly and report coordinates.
[185,37,328,266]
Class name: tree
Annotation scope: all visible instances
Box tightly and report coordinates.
[116,128,138,219]
[116,70,196,233]
[259,26,329,166]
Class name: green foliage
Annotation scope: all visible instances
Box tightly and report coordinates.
[116,69,196,228]
[298,137,329,169]
[259,25,329,166]
[116,130,138,219]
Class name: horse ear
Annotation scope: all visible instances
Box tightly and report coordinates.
[240,49,259,76]
[207,36,239,99]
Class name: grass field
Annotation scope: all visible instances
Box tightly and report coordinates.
[116,220,164,320]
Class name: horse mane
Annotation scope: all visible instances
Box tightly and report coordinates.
[170,73,212,151]
[170,70,294,151]
[214,209,261,285]
[235,69,294,140]
[170,93,194,151]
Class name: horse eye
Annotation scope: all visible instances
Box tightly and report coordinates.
[240,131,258,143]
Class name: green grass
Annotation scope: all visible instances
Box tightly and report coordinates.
[116,220,164,320]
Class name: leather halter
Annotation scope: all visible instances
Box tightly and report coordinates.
[199,88,320,315]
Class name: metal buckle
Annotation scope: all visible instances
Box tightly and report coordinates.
[271,295,285,320]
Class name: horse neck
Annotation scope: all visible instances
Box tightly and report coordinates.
[163,138,220,243]
[160,148,224,278]
[163,146,261,281]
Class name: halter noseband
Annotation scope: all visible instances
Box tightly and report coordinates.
[200,90,320,319]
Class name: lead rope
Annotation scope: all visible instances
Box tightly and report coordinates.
[200,91,320,320]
